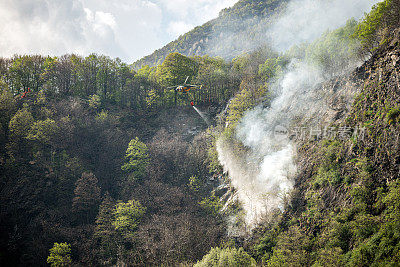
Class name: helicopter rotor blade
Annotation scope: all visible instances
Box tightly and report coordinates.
[187,84,202,87]
[184,76,189,84]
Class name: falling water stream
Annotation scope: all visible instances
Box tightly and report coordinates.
[192,106,210,125]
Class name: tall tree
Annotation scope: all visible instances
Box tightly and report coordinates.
[113,199,146,239]
[155,53,199,105]
[121,137,149,181]
[47,242,72,267]
[95,193,120,265]
[0,89,16,154]
[7,108,34,159]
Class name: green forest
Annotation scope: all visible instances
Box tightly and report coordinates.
[0,50,243,265]
[1,0,400,266]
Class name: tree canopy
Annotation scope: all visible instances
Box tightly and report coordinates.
[47,243,72,267]
[121,137,150,181]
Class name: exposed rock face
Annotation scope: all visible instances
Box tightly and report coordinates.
[294,28,400,211]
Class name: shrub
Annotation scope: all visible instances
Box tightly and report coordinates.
[113,199,146,238]
[195,247,256,267]
[199,192,223,216]
[121,137,150,181]
[312,167,341,189]
[47,242,72,267]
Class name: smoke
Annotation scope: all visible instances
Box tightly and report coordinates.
[218,61,324,225]
[205,11,278,60]
[204,0,380,61]
[268,0,381,52]
[217,0,380,227]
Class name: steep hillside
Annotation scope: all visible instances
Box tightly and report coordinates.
[244,27,400,267]
[194,1,400,265]
[132,0,287,69]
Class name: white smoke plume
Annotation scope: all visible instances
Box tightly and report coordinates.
[217,0,380,227]
[268,0,381,52]
[205,0,379,61]
[218,62,324,225]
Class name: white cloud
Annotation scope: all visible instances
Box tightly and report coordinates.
[158,0,237,23]
[167,21,194,37]
[0,0,124,58]
[82,0,164,61]
[84,9,117,38]
[0,0,239,62]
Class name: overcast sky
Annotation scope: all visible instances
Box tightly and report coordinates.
[0,0,238,63]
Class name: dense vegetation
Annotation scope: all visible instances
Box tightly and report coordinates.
[0,49,251,265]
[1,0,400,266]
[192,0,400,266]
[245,35,400,265]
[228,1,400,266]
[0,28,286,264]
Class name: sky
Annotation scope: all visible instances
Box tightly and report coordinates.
[0,0,238,63]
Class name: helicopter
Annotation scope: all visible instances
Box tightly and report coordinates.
[167,76,203,106]
[167,76,203,93]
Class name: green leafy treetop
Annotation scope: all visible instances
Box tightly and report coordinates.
[195,247,256,267]
[112,199,146,238]
[47,242,72,267]
[7,108,34,158]
[26,118,59,145]
[121,137,149,181]
[8,108,34,140]
[155,52,198,87]
[353,0,398,54]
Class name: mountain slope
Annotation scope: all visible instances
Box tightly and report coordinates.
[132,0,288,69]
[244,27,400,266]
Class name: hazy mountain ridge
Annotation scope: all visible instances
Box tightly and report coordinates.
[132,0,287,69]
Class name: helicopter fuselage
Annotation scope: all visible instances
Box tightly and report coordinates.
[175,85,193,93]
